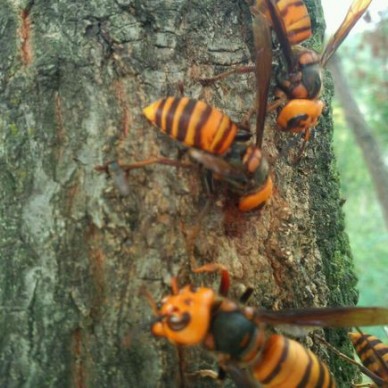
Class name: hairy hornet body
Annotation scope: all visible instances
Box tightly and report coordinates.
[188,145,273,212]
[203,299,336,387]
[258,0,319,100]
[261,0,372,141]
[143,96,272,211]
[150,267,388,387]
[256,0,312,48]
[152,285,335,387]
[276,48,322,101]
[143,97,239,155]
[349,332,388,386]
[142,11,275,211]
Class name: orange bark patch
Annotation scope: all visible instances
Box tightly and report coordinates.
[114,81,132,137]
[20,8,33,66]
[55,93,65,144]
[85,223,106,317]
[71,328,86,388]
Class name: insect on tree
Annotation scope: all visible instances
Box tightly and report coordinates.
[146,263,388,387]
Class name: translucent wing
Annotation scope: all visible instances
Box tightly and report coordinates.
[265,0,294,70]
[254,306,388,327]
[321,0,372,67]
[188,149,248,186]
[253,9,272,148]
[262,0,312,70]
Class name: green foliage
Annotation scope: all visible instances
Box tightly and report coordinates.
[340,21,388,145]
[332,14,388,343]
[333,101,388,340]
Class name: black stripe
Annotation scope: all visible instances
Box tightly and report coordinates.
[353,334,370,349]
[362,354,380,370]
[177,99,196,142]
[279,1,305,18]
[213,120,234,153]
[362,345,388,369]
[288,25,312,38]
[165,98,181,135]
[296,350,313,387]
[380,347,388,358]
[279,5,288,18]
[315,356,325,387]
[287,114,308,131]
[261,338,289,384]
[294,1,305,7]
[194,104,212,148]
[358,338,381,358]
[155,98,167,129]
[372,344,388,358]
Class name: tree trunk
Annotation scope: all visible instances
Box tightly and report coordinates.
[0,0,359,387]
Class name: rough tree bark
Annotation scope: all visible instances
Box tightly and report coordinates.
[0,0,360,387]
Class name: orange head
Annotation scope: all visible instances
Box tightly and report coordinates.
[151,285,216,346]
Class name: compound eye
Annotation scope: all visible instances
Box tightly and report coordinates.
[167,312,191,331]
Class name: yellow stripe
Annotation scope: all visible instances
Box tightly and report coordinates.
[253,335,286,382]
[209,114,229,151]
[143,100,159,124]
[185,100,205,147]
[199,107,223,152]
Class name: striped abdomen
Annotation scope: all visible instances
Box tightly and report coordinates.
[273,0,312,44]
[277,99,324,133]
[143,97,238,155]
[252,334,336,387]
[349,332,388,382]
[238,146,273,212]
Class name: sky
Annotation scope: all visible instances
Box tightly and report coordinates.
[321,0,387,34]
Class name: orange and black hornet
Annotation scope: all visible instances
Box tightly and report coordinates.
[142,14,273,212]
[98,10,273,211]
[320,329,388,387]
[142,95,272,212]
[177,9,273,211]
[260,0,371,150]
[349,330,388,386]
[143,97,240,155]
[148,264,388,387]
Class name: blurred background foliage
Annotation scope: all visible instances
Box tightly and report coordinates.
[329,7,388,340]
